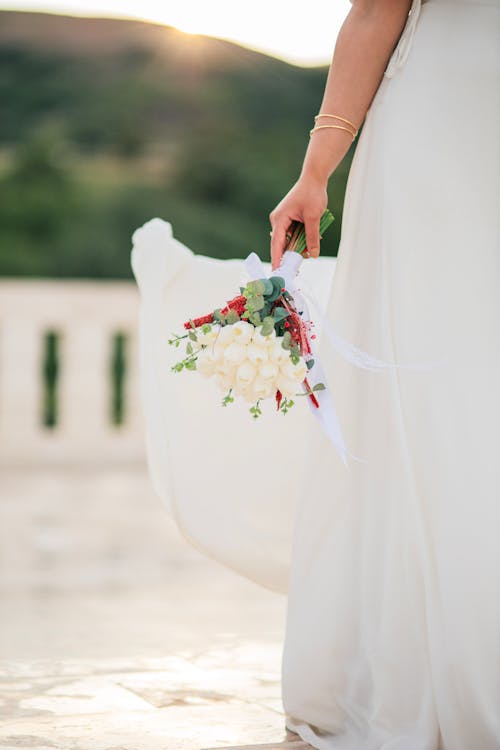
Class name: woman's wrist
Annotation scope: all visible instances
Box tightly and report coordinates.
[299,160,332,188]
[300,135,351,186]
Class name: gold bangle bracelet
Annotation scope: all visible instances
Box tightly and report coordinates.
[309,124,356,141]
[314,113,358,135]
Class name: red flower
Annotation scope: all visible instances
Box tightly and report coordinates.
[304,377,319,408]
[275,389,283,411]
[285,311,311,355]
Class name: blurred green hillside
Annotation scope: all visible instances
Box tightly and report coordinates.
[0,10,355,279]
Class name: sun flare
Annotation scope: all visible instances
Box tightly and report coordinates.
[1,0,351,65]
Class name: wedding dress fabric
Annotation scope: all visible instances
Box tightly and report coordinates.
[131,0,500,747]
[131,220,337,594]
[281,0,500,748]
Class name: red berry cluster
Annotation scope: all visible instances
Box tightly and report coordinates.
[183,294,248,329]
[220,294,247,317]
[184,313,214,330]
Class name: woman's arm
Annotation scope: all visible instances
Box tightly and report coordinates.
[269,0,412,269]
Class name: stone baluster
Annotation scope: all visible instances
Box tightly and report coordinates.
[0,318,45,461]
[58,320,112,454]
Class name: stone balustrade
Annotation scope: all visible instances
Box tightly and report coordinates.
[0,225,336,469]
[0,279,145,466]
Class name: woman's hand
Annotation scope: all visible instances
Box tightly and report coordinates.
[268,0,413,271]
[269,173,328,270]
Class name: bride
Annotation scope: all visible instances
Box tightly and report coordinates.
[269,0,500,748]
[132,0,500,747]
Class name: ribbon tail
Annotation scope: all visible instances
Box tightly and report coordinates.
[299,281,445,373]
[305,355,367,467]
[243,251,269,283]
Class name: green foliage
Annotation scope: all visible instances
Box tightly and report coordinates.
[225,309,240,324]
[0,11,356,278]
[222,389,235,407]
[249,401,263,419]
[280,397,294,414]
[272,307,289,323]
[260,316,275,336]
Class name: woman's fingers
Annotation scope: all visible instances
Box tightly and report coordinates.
[270,216,290,270]
[269,177,327,267]
[303,212,321,259]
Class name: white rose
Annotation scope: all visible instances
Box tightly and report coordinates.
[214,360,236,379]
[215,372,235,392]
[246,343,269,367]
[197,324,221,348]
[210,338,228,362]
[195,348,218,377]
[237,384,259,403]
[281,357,308,382]
[269,339,292,365]
[231,320,254,345]
[276,376,299,398]
[218,324,237,346]
[259,362,279,381]
[252,326,276,346]
[223,342,247,365]
[236,360,257,388]
[252,375,274,400]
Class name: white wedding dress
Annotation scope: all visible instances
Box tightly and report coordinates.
[131,0,500,747]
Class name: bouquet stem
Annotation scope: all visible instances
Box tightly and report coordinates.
[285,209,334,256]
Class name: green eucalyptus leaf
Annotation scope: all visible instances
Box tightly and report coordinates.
[271,276,285,291]
[312,383,326,391]
[266,277,285,302]
[260,316,275,336]
[262,279,274,296]
[248,295,264,312]
[254,279,266,294]
[273,307,289,322]
[247,279,265,296]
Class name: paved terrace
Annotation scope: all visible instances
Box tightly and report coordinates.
[0,466,310,750]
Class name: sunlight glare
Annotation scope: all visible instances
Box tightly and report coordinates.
[0,0,352,65]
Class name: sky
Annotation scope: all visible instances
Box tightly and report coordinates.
[0,0,352,66]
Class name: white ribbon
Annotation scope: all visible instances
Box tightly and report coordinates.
[243,250,444,467]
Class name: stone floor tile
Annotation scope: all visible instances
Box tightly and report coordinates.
[0,701,288,750]
[19,675,155,716]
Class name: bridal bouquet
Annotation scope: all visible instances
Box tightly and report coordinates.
[168,210,335,419]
